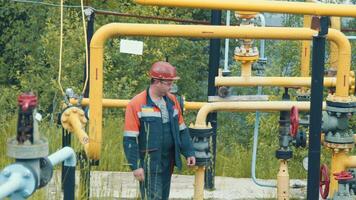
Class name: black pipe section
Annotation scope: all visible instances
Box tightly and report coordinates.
[61,129,71,191]
[306,16,329,200]
[83,8,95,98]
[63,166,75,200]
[205,9,221,190]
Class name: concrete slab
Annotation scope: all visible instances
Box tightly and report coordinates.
[43,171,309,199]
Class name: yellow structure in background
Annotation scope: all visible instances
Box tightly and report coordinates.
[84,24,352,162]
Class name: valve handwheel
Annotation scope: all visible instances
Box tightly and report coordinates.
[319,164,330,199]
[290,106,299,137]
[333,171,353,181]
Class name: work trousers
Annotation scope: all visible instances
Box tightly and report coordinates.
[140,123,175,200]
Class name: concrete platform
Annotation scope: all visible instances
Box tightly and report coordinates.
[44,171,309,199]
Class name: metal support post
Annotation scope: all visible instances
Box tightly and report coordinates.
[83,7,95,98]
[205,9,221,190]
[306,16,329,200]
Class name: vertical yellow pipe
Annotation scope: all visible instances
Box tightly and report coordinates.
[194,166,205,200]
[277,160,289,200]
[300,15,311,77]
[88,47,104,160]
[241,62,252,77]
[327,30,351,98]
[329,17,341,73]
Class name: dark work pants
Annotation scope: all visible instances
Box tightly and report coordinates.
[140,123,174,200]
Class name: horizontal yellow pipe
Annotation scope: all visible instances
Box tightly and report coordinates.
[71,98,206,110]
[135,0,356,17]
[215,76,338,87]
[89,23,350,160]
[194,101,326,127]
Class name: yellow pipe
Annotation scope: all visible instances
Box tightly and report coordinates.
[89,23,350,160]
[215,76,339,87]
[135,0,356,17]
[301,14,312,77]
[68,114,90,153]
[330,151,356,197]
[194,101,327,127]
[70,98,206,110]
[277,160,289,200]
[194,166,205,200]
[330,17,341,73]
[241,62,252,77]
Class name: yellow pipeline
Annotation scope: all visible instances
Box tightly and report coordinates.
[194,101,326,127]
[330,17,341,73]
[89,23,350,160]
[194,166,205,200]
[277,160,289,200]
[215,76,340,87]
[330,150,356,197]
[241,62,252,77]
[300,12,312,77]
[135,0,356,17]
[70,98,205,110]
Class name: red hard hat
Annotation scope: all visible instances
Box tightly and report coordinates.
[149,61,180,80]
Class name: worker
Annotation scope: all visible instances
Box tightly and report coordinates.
[123,61,196,200]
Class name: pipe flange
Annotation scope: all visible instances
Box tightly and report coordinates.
[38,157,53,188]
[189,127,213,138]
[275,150,292,160]
[326,95,356,106]
[323,141,353,152]
[195,157,211,167]
[0,164,37,198]
[60,107,87,133]
[7,137,48,159]
[235,11,258,19]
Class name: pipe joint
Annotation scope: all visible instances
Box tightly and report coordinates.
[323,102,356,151]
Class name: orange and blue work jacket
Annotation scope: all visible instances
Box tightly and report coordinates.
[123,89,194,172]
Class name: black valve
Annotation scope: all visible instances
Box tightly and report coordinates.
[189,127,213,166]
[293,131,307,148]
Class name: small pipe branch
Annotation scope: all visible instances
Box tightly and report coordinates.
[48,147,77,167]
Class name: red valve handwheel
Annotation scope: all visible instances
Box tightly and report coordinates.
[18,93,37,112]
[290,106,299,137]
[319,164,330,200]
[333,171,353,181]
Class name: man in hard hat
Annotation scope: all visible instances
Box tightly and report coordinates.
[123,61,196,200]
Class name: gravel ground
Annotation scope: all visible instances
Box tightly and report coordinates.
[43,171,309,199]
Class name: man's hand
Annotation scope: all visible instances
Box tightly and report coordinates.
[133,168,145,181]
[186,156,196,167]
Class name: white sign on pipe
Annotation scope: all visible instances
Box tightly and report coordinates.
[120,39,144,55]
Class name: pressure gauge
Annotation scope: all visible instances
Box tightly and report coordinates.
[302,157,308,171]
